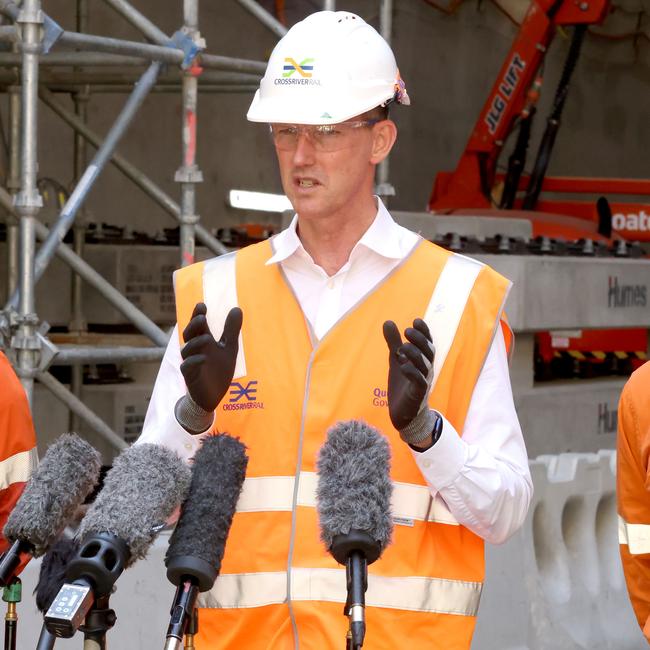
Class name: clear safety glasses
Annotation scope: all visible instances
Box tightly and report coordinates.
[269,120,379,152]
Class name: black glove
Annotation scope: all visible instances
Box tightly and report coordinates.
[383,318,439,447]
[180,302,243,412]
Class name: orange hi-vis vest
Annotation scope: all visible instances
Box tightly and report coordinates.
[174,237,512,650]
[617,360,650,639]
[0,351,38,554]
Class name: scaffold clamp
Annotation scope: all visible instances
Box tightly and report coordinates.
[171,29,203,70]
[41,14,64,54]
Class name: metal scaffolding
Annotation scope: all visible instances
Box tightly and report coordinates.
[0,0,394,453]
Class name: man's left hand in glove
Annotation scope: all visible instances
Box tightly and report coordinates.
[382,318,442,451]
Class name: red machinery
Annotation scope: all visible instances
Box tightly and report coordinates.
[429,0,650,243]
[428,0,648,378]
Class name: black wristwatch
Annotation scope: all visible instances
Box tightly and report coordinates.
[408,410,443,453]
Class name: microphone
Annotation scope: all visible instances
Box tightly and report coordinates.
[164,433,248,650]
[34,536,79,650]
[1,434,101,586]
[44,443,191,639]
[316,420,393,649]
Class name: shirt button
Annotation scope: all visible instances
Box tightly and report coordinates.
[422,459,432,468]
[184,443,193,451]
[327,279,334,289]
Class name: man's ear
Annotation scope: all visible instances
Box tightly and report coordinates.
[370,120,398,165]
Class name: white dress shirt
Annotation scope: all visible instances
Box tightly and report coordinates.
[140,199,532,545]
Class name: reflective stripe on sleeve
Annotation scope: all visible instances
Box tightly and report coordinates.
[618,515,650,554]
[0,447,38,491]
[199,568,481,616]
[235,472,458,525]
[422,254,483,389]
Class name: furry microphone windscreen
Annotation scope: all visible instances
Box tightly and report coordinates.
[34,536,79,613]
[77,443,191,567]
[316,420,393,554]
[4,434,101,556]
[165,434,248,582]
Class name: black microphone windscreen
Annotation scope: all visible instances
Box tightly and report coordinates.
[165,434,248,589]
[3,434,101,556]
[34,536,79,613]
[316,420,393,554]
[77,443,191,567]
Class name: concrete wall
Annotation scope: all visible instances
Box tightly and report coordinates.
[9,0,647,237]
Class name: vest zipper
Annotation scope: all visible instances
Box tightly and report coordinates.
[286,348,317,650]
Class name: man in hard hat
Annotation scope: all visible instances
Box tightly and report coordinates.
[141,10,531,649]
[617,360,650,642]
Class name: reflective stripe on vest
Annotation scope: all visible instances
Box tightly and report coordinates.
[236,472,459,525]
[618,514,650,554]
[0,447,37,491]
[424,253,483,387]
[200,568,482,616]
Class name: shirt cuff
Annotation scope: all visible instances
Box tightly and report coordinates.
[411,412,468,492]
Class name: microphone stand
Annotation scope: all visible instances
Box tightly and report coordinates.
[2,579,20,650]
[35,624,56,650]
[0,541,31,588]
[184,607,199,650]
[164,579,199,650]
[344,552,367,650]
[79,595,116,650]
[330,531,378,650]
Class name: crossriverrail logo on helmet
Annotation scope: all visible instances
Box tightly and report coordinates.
[275,57,321,86]
[283,57,314,78]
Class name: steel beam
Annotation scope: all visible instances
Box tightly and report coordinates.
[0,69,261,85]
[199,52,266,74]
[5,83,20,297]
[39,87,228,256]
[102,0,266,73]
[36,370,128,451]
[0,25,19,42]
[58,31,190,65]
[70,0,89,433]
[0,187,169,347]
[0,51,157,66]
[13,0,44,401]
[101,0,171,46]
[176,0,203,268]
[235,0,287,38]
[375,0,394,203]
[40,84,259,94]
[52,346,165,365]
[10,62,163,302]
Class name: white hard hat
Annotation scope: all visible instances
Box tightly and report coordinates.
[247,11,410,125]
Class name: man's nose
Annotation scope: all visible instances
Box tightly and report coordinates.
[292,131,316,165]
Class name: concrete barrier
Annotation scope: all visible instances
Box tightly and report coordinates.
[474,451,646,649]
[11,451,647,649]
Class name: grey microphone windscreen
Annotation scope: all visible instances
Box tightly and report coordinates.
[316,420,393,554]
[35,536,79,613]
[77,443,191,567]
[4,434,101,556]
[165,434,248,589]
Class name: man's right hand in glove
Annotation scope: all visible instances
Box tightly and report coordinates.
[174,302,243,434]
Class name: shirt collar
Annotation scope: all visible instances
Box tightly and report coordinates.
[266,197,404,266]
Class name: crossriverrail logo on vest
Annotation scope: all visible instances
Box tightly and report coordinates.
[223,380,265,411]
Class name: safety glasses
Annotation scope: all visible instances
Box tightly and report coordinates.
[269,119,379,152]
